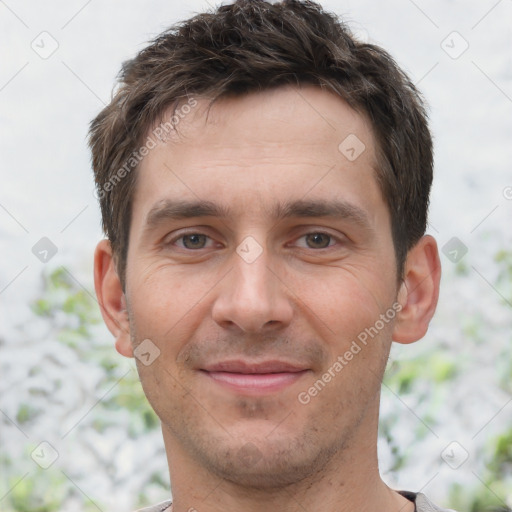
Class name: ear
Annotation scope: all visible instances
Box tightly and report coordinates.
[94,239,133,357]
[392,235,441,344]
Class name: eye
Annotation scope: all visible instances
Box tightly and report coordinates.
[296,232,336,249]
[175,233,212,249]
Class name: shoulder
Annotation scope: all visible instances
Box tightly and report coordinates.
[133,500,172,512]
[415,492,458,512]
[399,490,458,512]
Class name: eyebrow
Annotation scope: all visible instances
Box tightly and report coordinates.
[145,199,231,229]
[271,199,371,229]
[144,198,372,231]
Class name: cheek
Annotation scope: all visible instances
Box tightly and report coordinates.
[291,265,394,345]
[127,263,217,352]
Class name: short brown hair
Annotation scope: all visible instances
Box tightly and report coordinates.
[89,0,433,288]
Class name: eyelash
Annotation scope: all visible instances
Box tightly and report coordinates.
[167,230,342,251]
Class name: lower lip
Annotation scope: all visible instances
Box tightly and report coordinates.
[202,370,308,394]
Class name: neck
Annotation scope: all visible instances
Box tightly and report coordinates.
[162,403,414,512]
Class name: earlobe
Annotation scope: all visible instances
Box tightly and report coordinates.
[392,235,441,344]
[94,240,133,358]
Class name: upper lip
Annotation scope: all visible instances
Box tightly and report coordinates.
[201,360,308,374]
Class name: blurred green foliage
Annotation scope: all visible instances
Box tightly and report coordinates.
[1,267,162,511]
[383,248,512,512]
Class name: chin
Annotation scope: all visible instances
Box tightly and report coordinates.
[197,434,341,490]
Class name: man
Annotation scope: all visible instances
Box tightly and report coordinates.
[90,1,449,511]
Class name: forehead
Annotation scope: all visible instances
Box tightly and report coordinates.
[134,85,381,220]
[151,85,375,158]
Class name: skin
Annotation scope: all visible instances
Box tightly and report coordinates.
[95,85,441,512]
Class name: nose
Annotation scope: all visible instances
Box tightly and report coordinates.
[211,247,294,333]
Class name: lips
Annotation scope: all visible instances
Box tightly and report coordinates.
[203,360,306,374]
[200,360,309,394]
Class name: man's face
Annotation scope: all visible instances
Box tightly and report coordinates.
[124,85,400,486]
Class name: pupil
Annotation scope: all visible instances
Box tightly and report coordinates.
[308,233,330,248]
[184,234,205,248]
